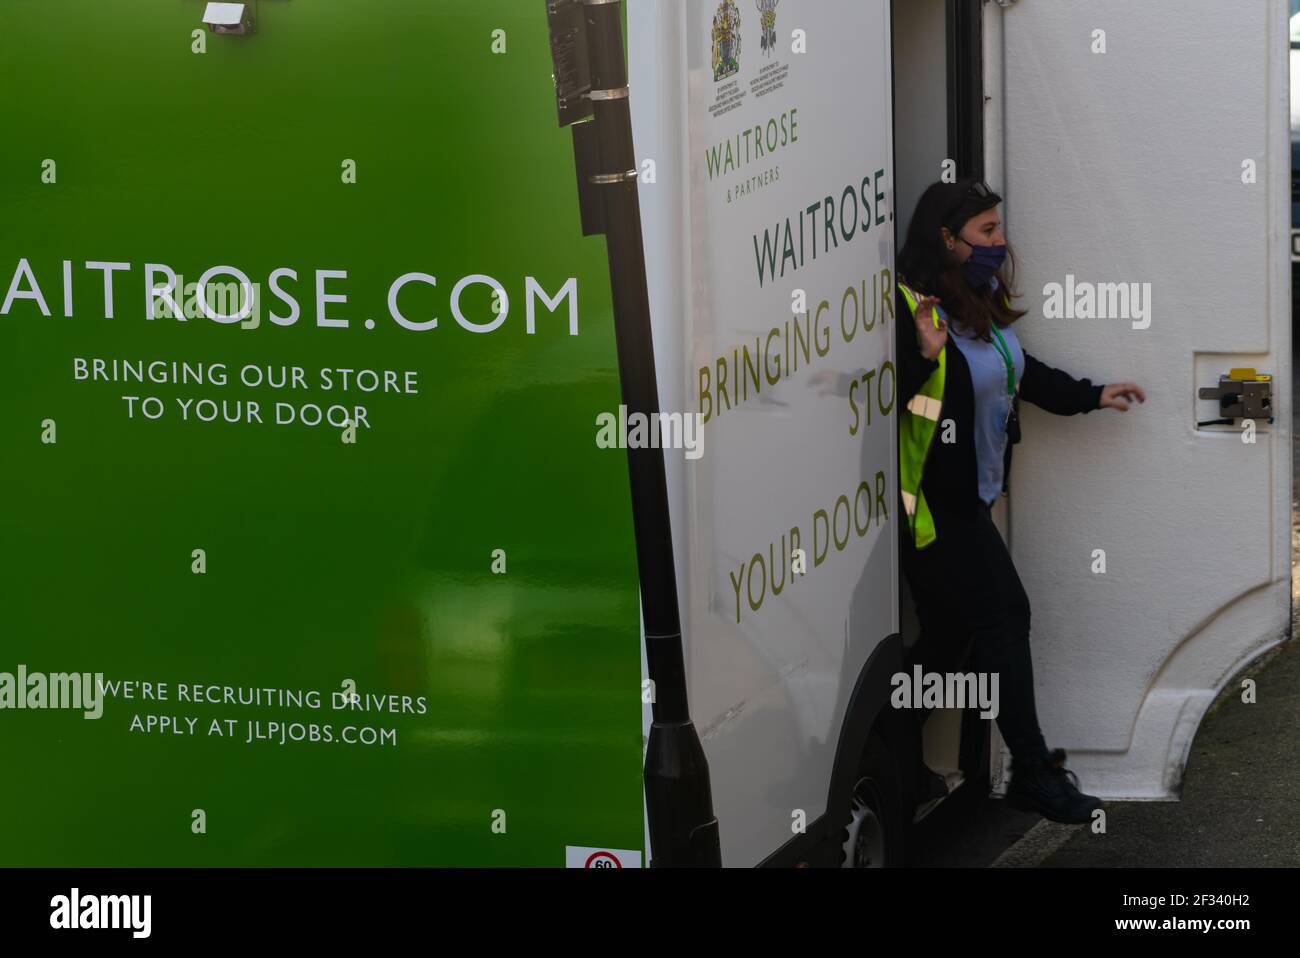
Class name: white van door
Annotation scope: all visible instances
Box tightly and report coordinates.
[633,0,899,864]
[989,1,1291,797]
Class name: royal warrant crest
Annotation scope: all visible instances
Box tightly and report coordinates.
[756,0,779,57]
[712,0,742,82]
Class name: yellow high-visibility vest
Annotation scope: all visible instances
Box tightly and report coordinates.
[898,281,945,548]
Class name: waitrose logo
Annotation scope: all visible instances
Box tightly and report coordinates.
[705,108,799,180]
[0,665,104,719]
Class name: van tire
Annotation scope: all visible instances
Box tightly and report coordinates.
[836,731,905,867]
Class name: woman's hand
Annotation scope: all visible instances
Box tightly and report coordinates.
[1099,382,1146,411]
[914,295,947,361]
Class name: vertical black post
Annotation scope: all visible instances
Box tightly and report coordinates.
[946,0,984,180]
[547,0,721,866]
[946,0,994,797]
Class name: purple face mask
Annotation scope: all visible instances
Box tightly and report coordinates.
[961,241,1007,288]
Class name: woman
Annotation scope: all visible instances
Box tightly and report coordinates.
[895,178,1145,824]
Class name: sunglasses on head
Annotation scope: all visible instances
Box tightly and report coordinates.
[944,180,997,234]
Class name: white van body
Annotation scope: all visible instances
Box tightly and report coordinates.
[987,0,1291,799]
[633,0,898,866]
[630,0,1290,865]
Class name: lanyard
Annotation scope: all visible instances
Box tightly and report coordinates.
[988,324,1016,397]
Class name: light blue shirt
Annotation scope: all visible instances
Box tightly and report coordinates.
[934,285,1025,505]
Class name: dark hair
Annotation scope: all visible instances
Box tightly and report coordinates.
[897,177,1026,341]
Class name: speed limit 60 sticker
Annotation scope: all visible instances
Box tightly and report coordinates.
[565,846,643,868]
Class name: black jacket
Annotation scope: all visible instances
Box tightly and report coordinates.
[896,287,1104,519]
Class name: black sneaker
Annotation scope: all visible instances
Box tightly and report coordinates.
[1005,748,1103,825]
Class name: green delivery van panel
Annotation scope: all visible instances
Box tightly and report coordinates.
[0,0,645,866]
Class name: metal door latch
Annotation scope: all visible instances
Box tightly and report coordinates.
[1197,368,1274,427]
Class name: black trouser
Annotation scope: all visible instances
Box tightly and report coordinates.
[895,499,1050,783]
